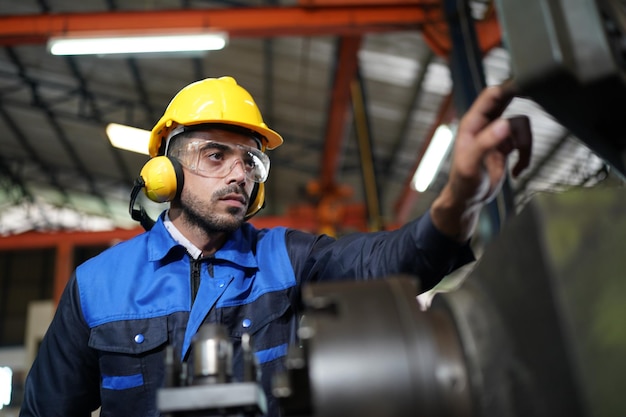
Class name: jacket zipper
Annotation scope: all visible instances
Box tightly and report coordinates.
[190,259,201,306]
[190,256,215,306]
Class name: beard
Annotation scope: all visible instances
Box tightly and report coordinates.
[179,184,249,234]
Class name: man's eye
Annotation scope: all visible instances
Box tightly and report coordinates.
[203,150,224,161]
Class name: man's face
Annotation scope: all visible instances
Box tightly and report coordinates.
[172,128,262,234]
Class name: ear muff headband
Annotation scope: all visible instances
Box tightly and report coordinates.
[140,156,184,203]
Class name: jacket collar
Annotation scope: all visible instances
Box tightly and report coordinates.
[147,211,259,269]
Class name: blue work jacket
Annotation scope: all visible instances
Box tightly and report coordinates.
[20,211,474,417]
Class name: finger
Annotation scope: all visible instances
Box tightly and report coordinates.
[484,151,508,202]
[477,117,513,152]
[508,116,532,177]
[460,84,517,136]
[500,78,523,98]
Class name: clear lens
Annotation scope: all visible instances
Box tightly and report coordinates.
[171,140,270,183]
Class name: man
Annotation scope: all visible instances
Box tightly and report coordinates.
[20,76,531,416]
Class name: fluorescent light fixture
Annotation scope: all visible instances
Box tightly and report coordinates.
[411,124,455,192]
[106,123,150,155]
[48,32,227,56]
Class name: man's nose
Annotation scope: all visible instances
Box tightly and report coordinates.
[225,158,247,183]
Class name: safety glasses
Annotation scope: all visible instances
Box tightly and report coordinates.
[169,139,270,183]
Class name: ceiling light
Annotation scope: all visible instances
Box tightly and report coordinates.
[106,123,150,155]
[411,124,455,192]
[48,32,228,56]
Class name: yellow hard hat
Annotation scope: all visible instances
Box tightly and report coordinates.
[149,76,283,157]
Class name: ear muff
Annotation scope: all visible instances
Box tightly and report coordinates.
[140,156,184,203]
[246,182,265,219]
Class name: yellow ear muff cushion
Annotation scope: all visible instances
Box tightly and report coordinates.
[140,156,183,203]
[246,182,265,219]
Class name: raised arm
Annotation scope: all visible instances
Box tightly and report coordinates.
[430,84,532,242]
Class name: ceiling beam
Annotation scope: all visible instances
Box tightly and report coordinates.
[0,4,442,45]
[0,227,143,250]
[351,71,383,231]
[320,35,362,191]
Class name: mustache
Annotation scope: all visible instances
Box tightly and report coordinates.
[213,184,249,205]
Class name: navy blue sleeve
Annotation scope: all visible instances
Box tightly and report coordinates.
[285,211,475,292]
[20,274,100,417]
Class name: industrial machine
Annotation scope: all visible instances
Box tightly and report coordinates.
[274,204,577,417]
[275,184,625,417]
[495,0,626,179]
[157,324,267,417]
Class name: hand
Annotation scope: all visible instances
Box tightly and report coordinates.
[430,83,532,242]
